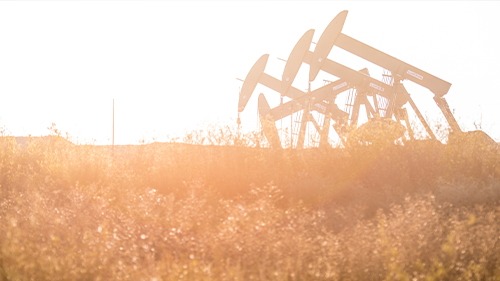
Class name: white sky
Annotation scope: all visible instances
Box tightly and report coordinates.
[0,1,498,144]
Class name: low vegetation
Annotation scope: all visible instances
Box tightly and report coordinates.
[0,133,498,280]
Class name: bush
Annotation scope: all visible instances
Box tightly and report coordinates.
[0,134,498,280]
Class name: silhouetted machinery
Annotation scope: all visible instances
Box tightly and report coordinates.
[237,10,496,148]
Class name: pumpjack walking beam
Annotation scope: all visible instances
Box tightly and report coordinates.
[259,69,373,147]
[259,80,352,148]
[310,11,451,96]
[311,10,461,135]
[263,76,353,121]
[238,53,355,148]
[256,73,353,148]
[238,54,335,114]
[281,29,399,104]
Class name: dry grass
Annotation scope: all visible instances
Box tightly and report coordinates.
[0,135,498,280]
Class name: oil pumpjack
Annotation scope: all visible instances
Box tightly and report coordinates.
[238,10,496,149]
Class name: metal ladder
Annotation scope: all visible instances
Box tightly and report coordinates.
[310,110,325,147]
[378,69,394,117]
[291,110,303,148]
[345,88,356,123]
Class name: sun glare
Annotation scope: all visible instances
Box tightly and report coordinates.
[0,1,498,144]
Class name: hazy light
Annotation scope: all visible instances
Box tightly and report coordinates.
[0,1,498,144]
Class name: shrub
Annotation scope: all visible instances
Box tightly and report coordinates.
[0,131,498,280]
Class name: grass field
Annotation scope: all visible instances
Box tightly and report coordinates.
[0,135,498,280]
